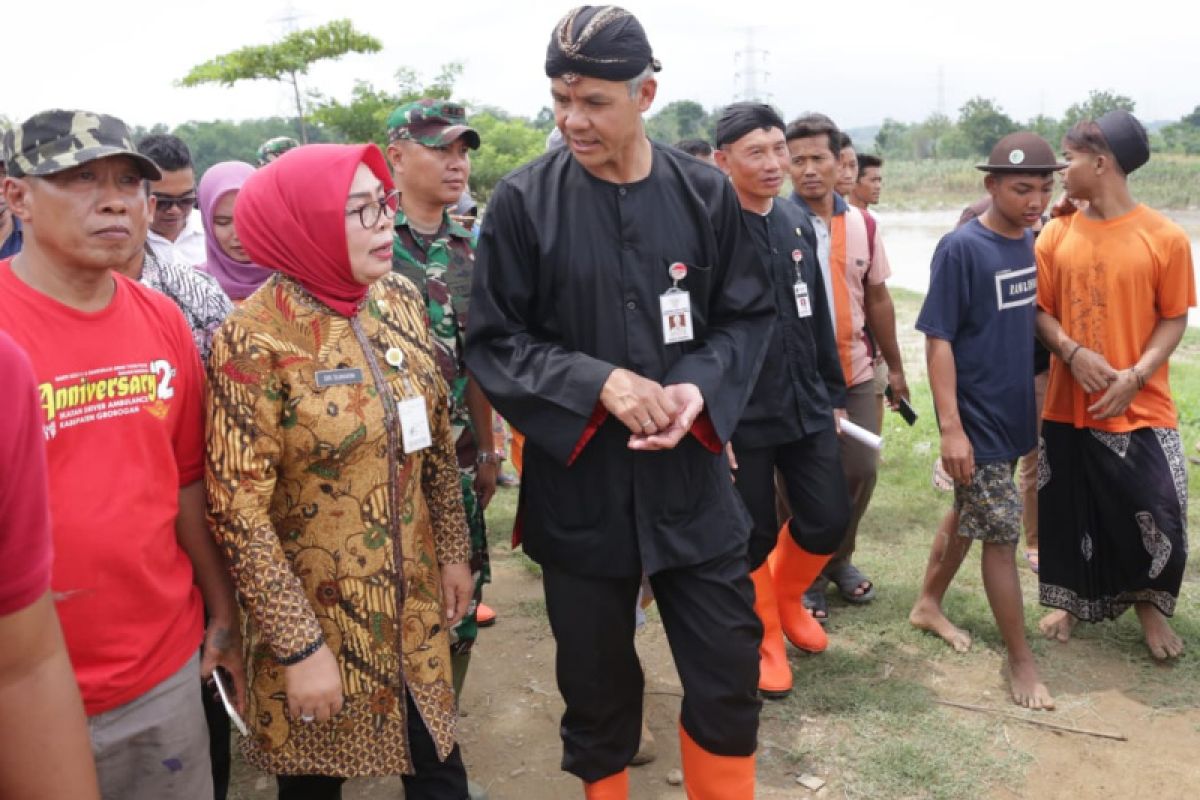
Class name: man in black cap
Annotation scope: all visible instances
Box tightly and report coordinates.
[913,131,1062,708]
[712,102,849,697]
[1035,111,1193,661]
[466,7,772,798]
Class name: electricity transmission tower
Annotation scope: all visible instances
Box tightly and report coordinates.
[733,28,770,103]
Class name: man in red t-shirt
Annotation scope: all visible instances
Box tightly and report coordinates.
[0,330,100,800]
[0,110,244,800]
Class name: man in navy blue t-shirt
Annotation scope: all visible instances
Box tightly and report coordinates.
[910,132,1063,710]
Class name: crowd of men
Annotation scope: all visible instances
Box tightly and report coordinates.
[0,4,1193,800]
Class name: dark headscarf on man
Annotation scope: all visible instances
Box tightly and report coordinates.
[544,5,662,81]
[1095,110,1150,175]
[714,103,786,148]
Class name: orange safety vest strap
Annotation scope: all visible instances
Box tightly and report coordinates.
[829,215,856,385]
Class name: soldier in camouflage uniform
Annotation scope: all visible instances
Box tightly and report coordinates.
[386,99,497,696]
[255,136,300,167]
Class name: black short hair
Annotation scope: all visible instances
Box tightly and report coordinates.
[714,103,786,148]
[1062,120,1112,158]
[856,153,883,175]
[784,113,841,156]
[675,139,713,158]
[837,132,853,151]
[136,134,193,172]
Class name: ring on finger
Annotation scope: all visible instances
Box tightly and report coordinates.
[299,713,316,723]
[641,420,654,430]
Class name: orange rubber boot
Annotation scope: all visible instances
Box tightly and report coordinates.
[768,520,833,653]
[749,564,792,698]
[476,603,497,627]
[583,769,628,799]
[678,723,755,799]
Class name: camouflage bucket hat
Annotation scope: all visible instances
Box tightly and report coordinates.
[256,135,300,166]
[4,109,162,180]
[386,99,480,149]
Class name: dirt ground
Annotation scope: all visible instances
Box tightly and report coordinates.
[229,540,1200,800]
[227,290,1200,799]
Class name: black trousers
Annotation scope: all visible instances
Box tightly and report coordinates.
[542,551,762,783]
[201,680,231,800]
[275,693,468,800]
[734,427,851,570]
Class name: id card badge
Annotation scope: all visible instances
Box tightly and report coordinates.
[660,290,694,344]
[398,396,433,453]
[793,280,813,318]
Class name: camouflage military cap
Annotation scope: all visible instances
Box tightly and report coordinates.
[386,99,480,149]
[256,136,300,166]
[4,109,162,180]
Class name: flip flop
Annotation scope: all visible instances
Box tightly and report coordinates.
[802,588,829,625]
[826,563,876,604]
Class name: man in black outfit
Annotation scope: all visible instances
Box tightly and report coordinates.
[714,103,850,696]
[465,7,773,799]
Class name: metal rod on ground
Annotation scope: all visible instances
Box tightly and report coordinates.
[935,699,1128,741]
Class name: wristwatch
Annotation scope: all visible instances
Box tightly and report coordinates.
[476,452,504,467]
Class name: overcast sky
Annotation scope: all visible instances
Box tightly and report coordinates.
[5,0,1196,133]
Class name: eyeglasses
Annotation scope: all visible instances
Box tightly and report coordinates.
[347,190,399,229]
[152,194,197,212]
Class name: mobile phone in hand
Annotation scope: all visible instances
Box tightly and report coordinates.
[211,668,250,736]
[885,385,918,426]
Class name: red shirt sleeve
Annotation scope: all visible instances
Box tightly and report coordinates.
[689,410,722,453]
[567,404,609,466]
[0,333,54,615]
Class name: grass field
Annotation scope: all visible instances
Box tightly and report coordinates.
[482,288,1200,798]
[869,156,1200,211]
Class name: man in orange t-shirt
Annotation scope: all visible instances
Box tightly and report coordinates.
[0,109,245,799]
[1035,110,1194,661]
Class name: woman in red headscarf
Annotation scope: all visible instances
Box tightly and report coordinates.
[205,143,474,799]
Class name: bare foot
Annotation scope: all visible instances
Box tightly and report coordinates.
[909,600,972,653]
[1135,602,1185,660]
[1004,657,1055,710]
[1038,609,1077,643]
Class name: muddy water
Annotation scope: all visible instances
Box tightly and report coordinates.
[874,208,1200,325]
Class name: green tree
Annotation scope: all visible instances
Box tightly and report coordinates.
[874,118,913,158]
[467,112,545,200]
[645,100,715,144]
[956,96,1017,157]
[1160,105,1200,155]
[167,117,328,175]
[130,122,170,141]
[1026,114,1064,147]
[309,64,461,147]
[913,112,954,158]
[179,19,382,143]
[533,106,557,132]
[936,127,976,159]
[1062,89,1136,128]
